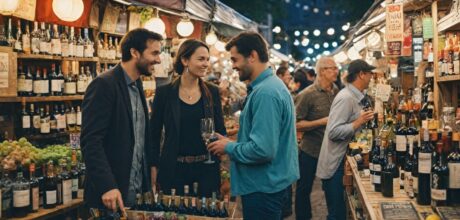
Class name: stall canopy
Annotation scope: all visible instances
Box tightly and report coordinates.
[129,0,258,37]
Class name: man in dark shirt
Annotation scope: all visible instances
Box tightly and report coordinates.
[294,56,339,220]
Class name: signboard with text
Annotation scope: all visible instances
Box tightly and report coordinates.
[386,3,404,41]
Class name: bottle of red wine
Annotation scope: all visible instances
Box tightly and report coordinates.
[447,132,460,205]
[382,151,395,197]
[431,132,448,207]
[417,129,432,205]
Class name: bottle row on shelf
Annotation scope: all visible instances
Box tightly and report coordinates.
[0,18,121,60]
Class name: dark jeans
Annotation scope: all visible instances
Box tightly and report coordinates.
[241,187,289,220]
[295,151,318,220]
[282,185,293,216]
[321,160,346,220]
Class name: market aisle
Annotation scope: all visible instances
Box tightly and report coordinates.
[285,178,328,220]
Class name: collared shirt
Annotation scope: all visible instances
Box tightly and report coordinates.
[224,67,300,196]
[316,84,365,179]
[295,81,339,158]
[122,71,145,206]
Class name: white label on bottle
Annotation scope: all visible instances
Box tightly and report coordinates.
[374,164,382,172]
[39,41,48,53]
[396,135,407,152]
[77,80,85,93]
[22,35,30,51]
[422,120,428,129]
[33,81,41,94]
[33,115,40,129]
[84,45,92,57]
[72,179,78,192]
[67,113,76,125]
[374,175,381,184]
[18,78,26,92]
[413,176,418,193]
[77,189,84,199]
[41,120,50,133]
[431,189,447,200]
[51,39,61,55]
[68,42,74,57]
[32,187,39,210]
[65,82,76,94]
[76,45,84,57]
[57,114,66,129]
[46,190,57,204]
[62,180,72,204]
[13,190,30,207]
[22,115,30,129]
[448,163,460,189]
[25,79,33,92]
[51,80,61,92]
[42,80,49,94]
[31,38,40,53]
[61,43,69,57]
[369,163,374,172]
[77,112,82,125]
[418,153,432,174]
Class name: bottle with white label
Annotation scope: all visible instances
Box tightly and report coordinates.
[431,132,448,207]
[417,129,432,205]
[40,107,50,134]
[76,106,82,132]
[64,69,77,95]
[51,24,61,56]
[71,151,79,199]
[68,27,75,57]
[77,66,87,95]
[448,132,460,205]
[76,28,84,57]
[50,64,62,96]
[59,161,72,205]
[12,165,30,218]
[30,22,40,54]
[39,22,49,55]
[43,161,57,209]
[29,163,39,212]
[31,103,40,134]
[57,104,67,132]
[21,102,31,136]
[67,107,77,132]
[17,64,28,96]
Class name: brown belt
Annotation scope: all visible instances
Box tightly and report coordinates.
[176,154,207,163]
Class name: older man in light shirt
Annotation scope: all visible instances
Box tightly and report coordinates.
[316,59,375,220]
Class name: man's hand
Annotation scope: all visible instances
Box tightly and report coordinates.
[151,167,158,192]
[101,189,125,213]
[207,133,231,157]
[352,110,374,130]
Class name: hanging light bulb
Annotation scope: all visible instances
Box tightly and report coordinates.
[215,40,226,52]
[0,0,19,15]
[52,0,85,22]
[176,13,194,37]
[144,16,165,35]
[205,28,218,45]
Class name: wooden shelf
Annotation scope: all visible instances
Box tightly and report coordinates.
[99,59,119,64]
[10,198,83,220]
[18,53,99,62]
[438,74,460,82]
[18,53,61,60]
[0,95,84,103]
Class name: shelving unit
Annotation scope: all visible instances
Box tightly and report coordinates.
[0,95,84,103]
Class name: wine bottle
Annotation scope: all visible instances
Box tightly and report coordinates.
[29,163,39,212]
[396,113,408,168]
[404,137,414,198]
[39,107,50,134]
[447,132,460,205]
[30,22,40,54]
[21,101,31,136]
[31,103,40,134]
[12,165,30,218]
[43,161,58,209]
[207,192,218,217]
[199,197,208,216]
[178,196,187,214]
[1,169,13,218]
[382,151,395,197]
[71,150,79,199]
[60,160,72,205]
[42,67,50,96]
[168,188,178,212]
[417,129,432,205]
[50,64,62,96]
[14,20,22,52]
[431,132,448,207]
[219,195,229,217]
[55,162,62,205]
[371,139,381,192]
[131,193,143,210]
[153,190,166,212]
[412,140,419,198]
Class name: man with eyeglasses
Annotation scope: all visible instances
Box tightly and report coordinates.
[316,59,375,220]
[294,56,339,220]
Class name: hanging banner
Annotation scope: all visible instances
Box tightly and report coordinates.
[13,0,36,21]
[385,3,404,42]
[402,17,413,56]
[101,3,120,34]
[128,12,141,31]
[423,17,434,39]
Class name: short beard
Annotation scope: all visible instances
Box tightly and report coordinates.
[238,60,252,81]
[136,57,155,76]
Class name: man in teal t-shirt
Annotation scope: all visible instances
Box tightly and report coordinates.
[208,32,299,219]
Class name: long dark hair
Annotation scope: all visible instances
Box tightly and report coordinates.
[173,39,214,111]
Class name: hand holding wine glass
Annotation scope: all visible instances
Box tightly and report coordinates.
[201,118,216,164]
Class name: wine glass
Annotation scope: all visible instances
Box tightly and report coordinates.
[201,118,216,164]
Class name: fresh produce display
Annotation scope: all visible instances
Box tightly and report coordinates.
[0,137,81,171]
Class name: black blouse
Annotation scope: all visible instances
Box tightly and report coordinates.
[178,97,207,156]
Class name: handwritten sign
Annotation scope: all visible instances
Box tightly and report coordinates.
[386,41,402,56]
[423,17,434,39]
[376,84,392,102]
[436,207,460,220]
[386,3,404,42]
[413,37,423,65]
[380,202,419,220]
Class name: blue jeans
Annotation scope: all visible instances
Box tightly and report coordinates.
[241,188,289,220]
[295,151,318,220]
[321,160,346,220]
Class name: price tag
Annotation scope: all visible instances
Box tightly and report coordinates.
[70,132,80,149]
[375,84,392,102]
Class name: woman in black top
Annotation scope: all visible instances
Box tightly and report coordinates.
[150,39,226,197]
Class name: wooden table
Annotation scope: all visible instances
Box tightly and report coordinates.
[10,199,84,220]
[345,156,436,220]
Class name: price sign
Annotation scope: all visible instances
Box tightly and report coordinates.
[380,202,419,220]
[70,132,81,149]
[375,84,392,102]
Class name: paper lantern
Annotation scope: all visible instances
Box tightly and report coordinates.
[215,40,226,52]
[144,17,166,35]
[0,0,19,15]
[52,0,85,22]
[176,14,194,37]
[205,29,218,45]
